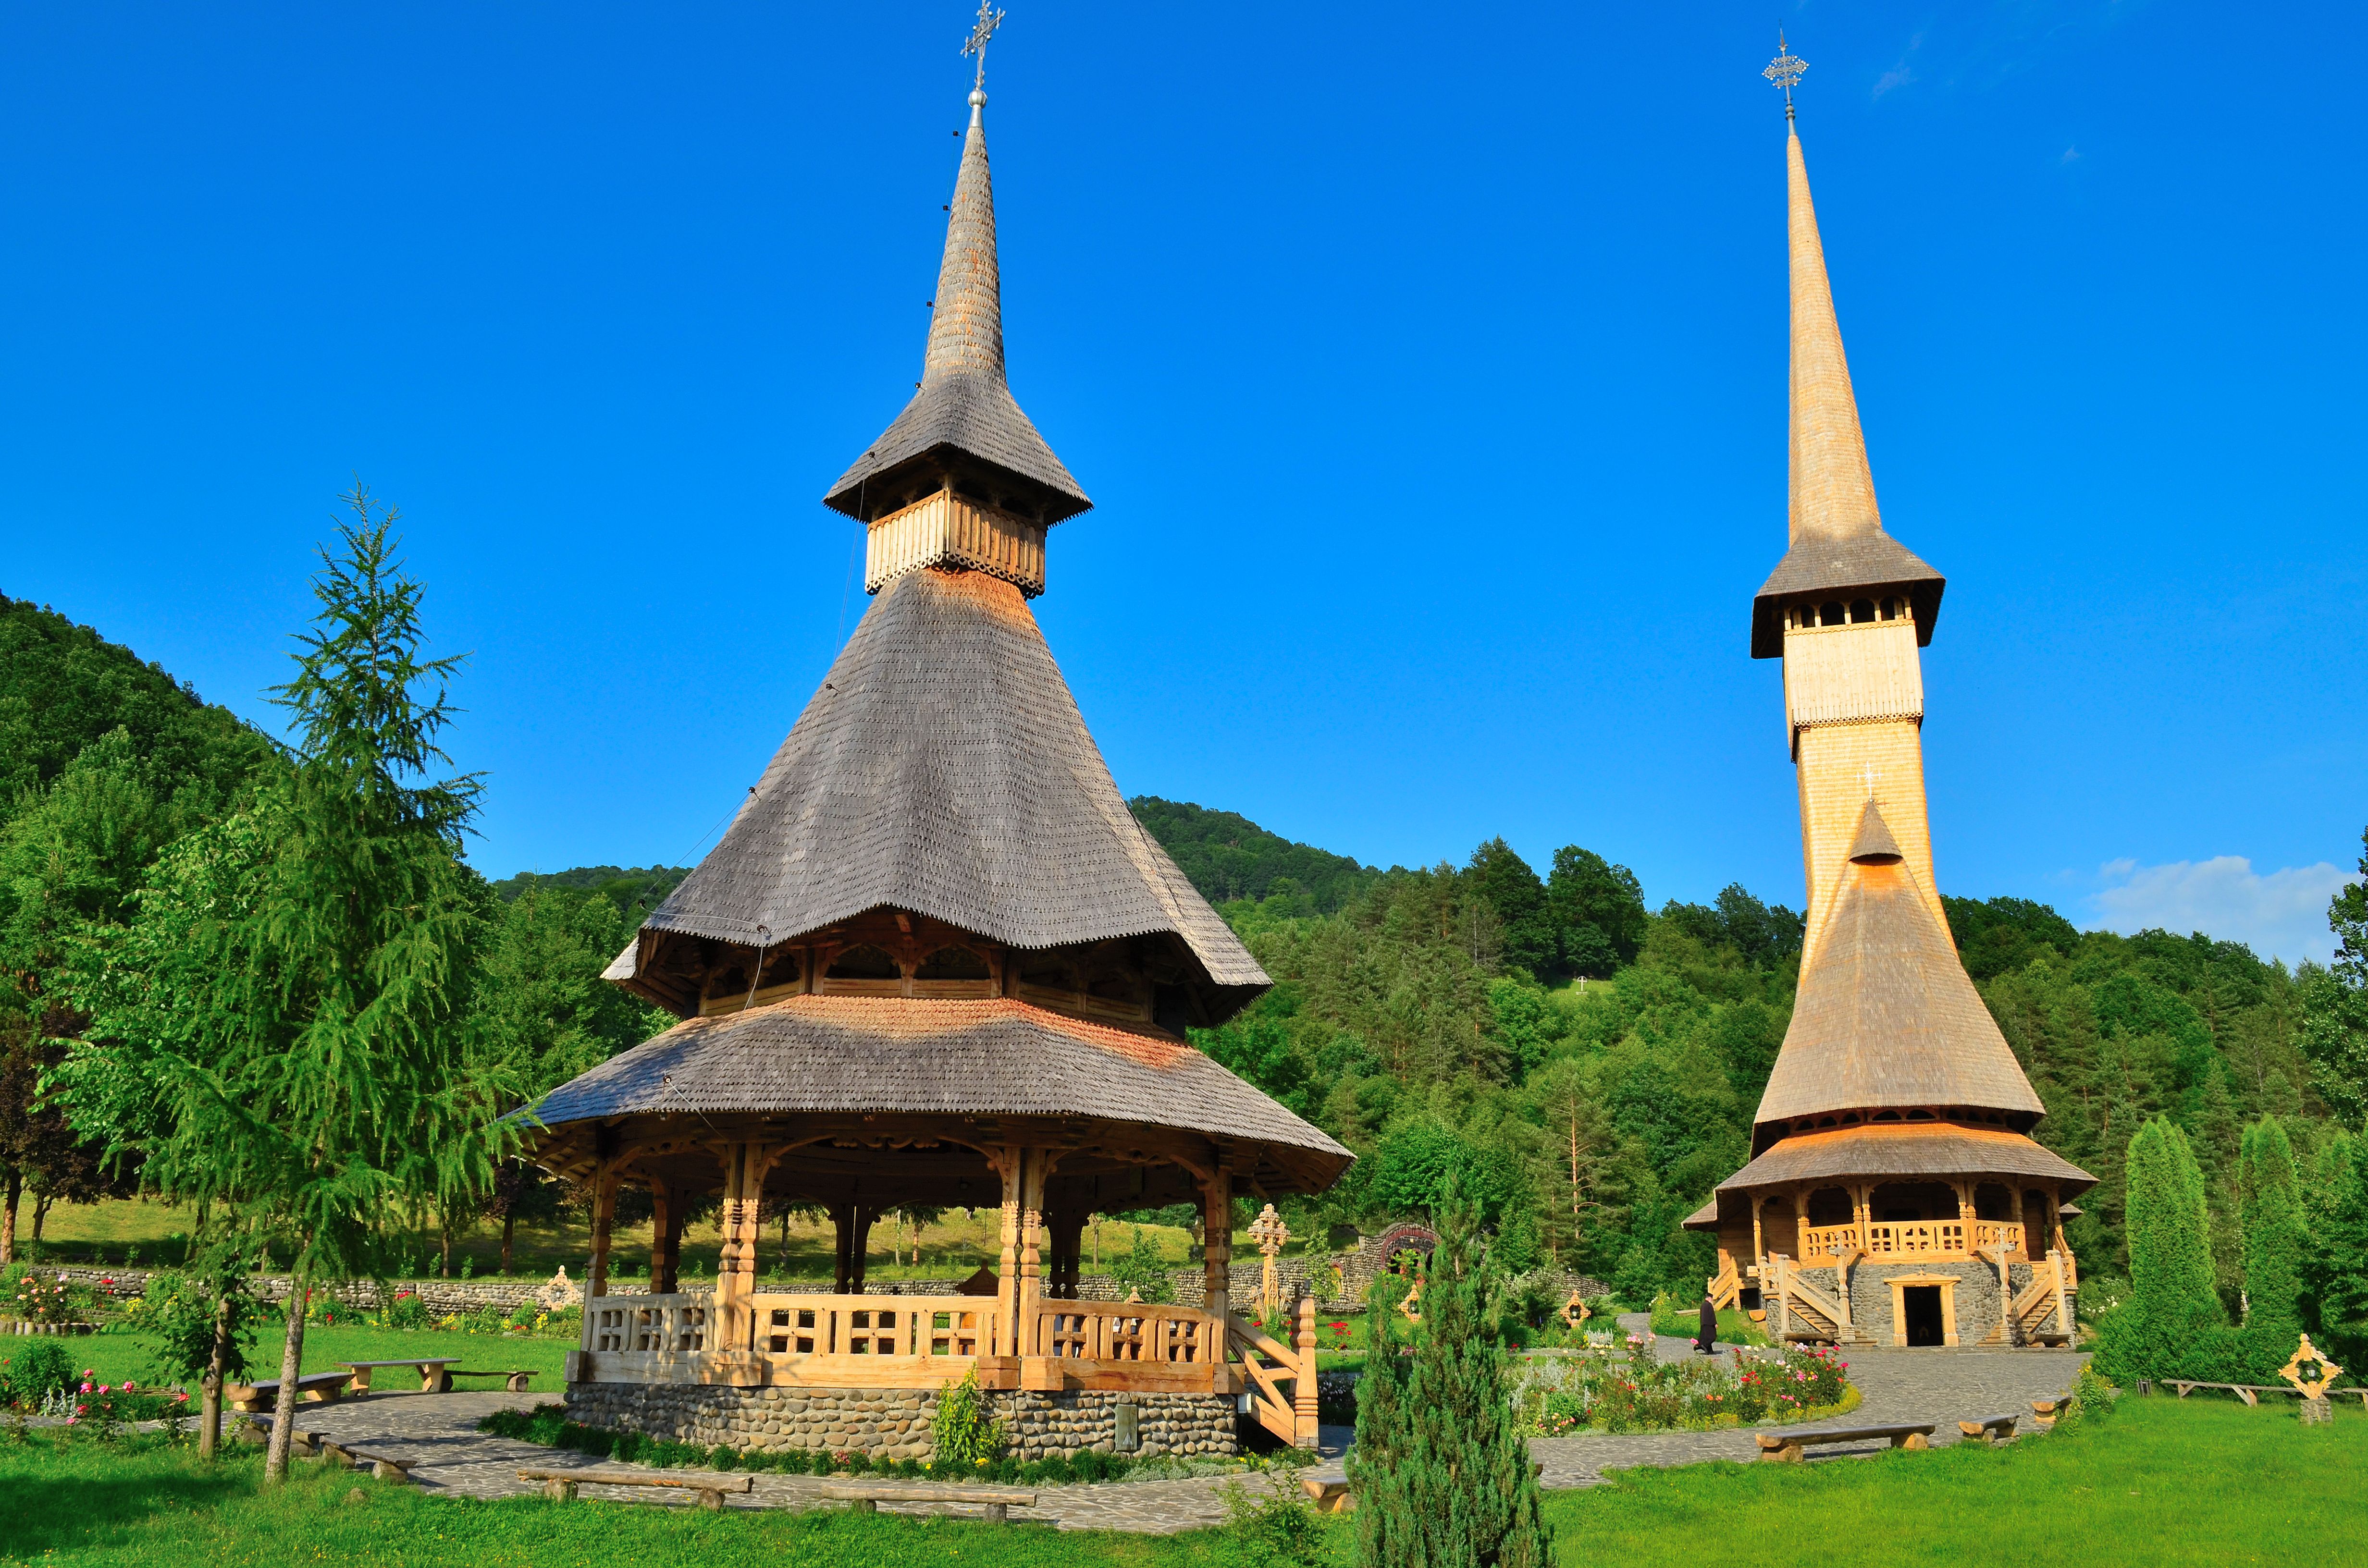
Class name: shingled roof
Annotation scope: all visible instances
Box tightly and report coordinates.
[1751,131,1944,658]
[532,994,1351,1191]
[1753,800,2045,1133]
[630,564,1265,993]
[825,93,1089,524]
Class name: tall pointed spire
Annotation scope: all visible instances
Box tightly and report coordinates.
[1748,71,1942,659]
[1786,132,1882,546]
[824,37,1089,528]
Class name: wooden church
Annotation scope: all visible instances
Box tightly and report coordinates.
[1683,96,2095,1349]
[525,45,1345,1459]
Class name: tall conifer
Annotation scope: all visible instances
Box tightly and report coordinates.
[2236,1118,2307,1377]
[2303,1130,2368,1367]
[1352,1181,1549,1568]
[2097,1116,2229,1383]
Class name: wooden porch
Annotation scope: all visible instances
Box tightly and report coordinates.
[567,1288,1320,1446]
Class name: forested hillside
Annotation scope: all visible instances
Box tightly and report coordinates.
[1132,802,2368,1310]
[0,589,662,1265]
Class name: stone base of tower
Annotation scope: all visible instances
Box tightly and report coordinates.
[564,1381,1240,1461]
[1763,1261,2078,1350]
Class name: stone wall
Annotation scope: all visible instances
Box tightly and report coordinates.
[563,1382,1236,1461]
[1790,1261,2049,1346]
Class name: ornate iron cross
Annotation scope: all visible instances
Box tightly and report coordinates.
[1764,33,1808,119]
[964,1,1007,90]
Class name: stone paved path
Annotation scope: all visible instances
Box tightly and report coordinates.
[266,1319,2083,1529]
[1525,1313,2087,1488]
[260,1392,1350,1534]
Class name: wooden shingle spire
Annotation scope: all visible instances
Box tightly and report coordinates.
[1749,130,1944,658]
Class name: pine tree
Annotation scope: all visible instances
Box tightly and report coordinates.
[2096,1116,2232,1383]
[1353,1179,1549,1568]
[2303,1130,2368,1368]
[2236,1118,2308,1377]
[1350,1270,1416,1566]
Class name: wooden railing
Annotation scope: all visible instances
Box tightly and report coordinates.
[1226,1303,1319,1451]
[1038,1300,1217,1366]
[749,1292,1001,1363]
[1796,1220,2025,1260]
[589,1293,709,1354]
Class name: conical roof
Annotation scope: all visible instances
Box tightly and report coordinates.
[825,94,1089,524]
[629,565,1264,995]
[1753,801,2043,1131]
[1751,131,1942,658]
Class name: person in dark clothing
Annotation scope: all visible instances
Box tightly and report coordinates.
[1695,1292,1719,1355]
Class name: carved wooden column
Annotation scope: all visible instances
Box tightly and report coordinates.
[849,1203,874,1296]
[1201,1168,1233,1322]
[995,1150,1023,1357]
[650,1184,681,1295]
[831,1203,855,1294]
[1047,1208,1085,1298]
[714,1142,765,1355]
[1293,1293,1319,1447]
[1017,1151,1046,1357]
[581,1162,618,1353]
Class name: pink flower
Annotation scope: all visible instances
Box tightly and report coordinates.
[79,1382,92,1393]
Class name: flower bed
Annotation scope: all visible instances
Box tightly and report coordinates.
[1513,1336,1853,1435]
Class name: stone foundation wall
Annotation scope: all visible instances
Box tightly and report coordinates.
[563,1382,1237,1461]
[1790,1261,2043,1346]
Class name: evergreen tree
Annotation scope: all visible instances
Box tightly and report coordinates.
[2303,1130,2368,1367]
[52,490,517,1481]
[1352,1180,1548,1568]
[2236,1118,2308,1376]
[2096,1117,2232,1383]
[1349,1270,1415,1566]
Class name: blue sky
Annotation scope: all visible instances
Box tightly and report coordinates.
[4,3,2363,964]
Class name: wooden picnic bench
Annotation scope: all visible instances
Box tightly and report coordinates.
[228,1371,351,1413]
[2029,1397,2061,1431]
[1300,1470,1352,1514]
[819,1484,1037,1522]
[1957,1412,2019,1446]
[339,1360,533,1395]
[517,1468,754,1509]
[2168,1381,2300,1407]
[1756,1422,1936,1463]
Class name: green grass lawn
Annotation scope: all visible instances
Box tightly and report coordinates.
[0,1391,2355,1565]
[25,1324,574,1399]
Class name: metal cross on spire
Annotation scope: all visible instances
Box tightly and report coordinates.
[1764,30,1808,122]
[964,1,1006,92]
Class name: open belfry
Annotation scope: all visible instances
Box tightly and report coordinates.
[1685,45,2095,1350]
[524,14,1344,1459]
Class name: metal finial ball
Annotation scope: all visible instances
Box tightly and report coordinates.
[970,87,987,107]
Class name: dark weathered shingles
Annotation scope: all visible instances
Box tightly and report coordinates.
[825,104,1086,519]
[1749,533,1944,657]
[641,567,1265,987]
[532,995,1350,1180]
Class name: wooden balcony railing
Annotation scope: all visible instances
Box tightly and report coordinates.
[1797,1220,2025,1261]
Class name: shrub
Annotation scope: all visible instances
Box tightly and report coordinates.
[928,1367,1001,1466]
[1,1339,78,1408]
[2095,1118,2235,1384]
[1111,1226,1173,1304]
[1222,1469,1324,1567]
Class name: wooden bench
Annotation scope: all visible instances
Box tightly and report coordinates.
[339,1361,533,1395]
[1756,1423,1936,1463]
[2029,1398,2061,1431]
[1957,1412,2019,1446]
[517,1469,754,1509]
[819,1484,1037,1522]
[337,1360,453,1395]
[1301,1470,1352,1515]
[228,1372,351,1413]
[2167,1381,2300,1407]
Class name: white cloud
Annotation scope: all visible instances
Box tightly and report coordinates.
[1873,63,1916,98]
[2060,145,2081,164]
[2084,857,2353,965]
